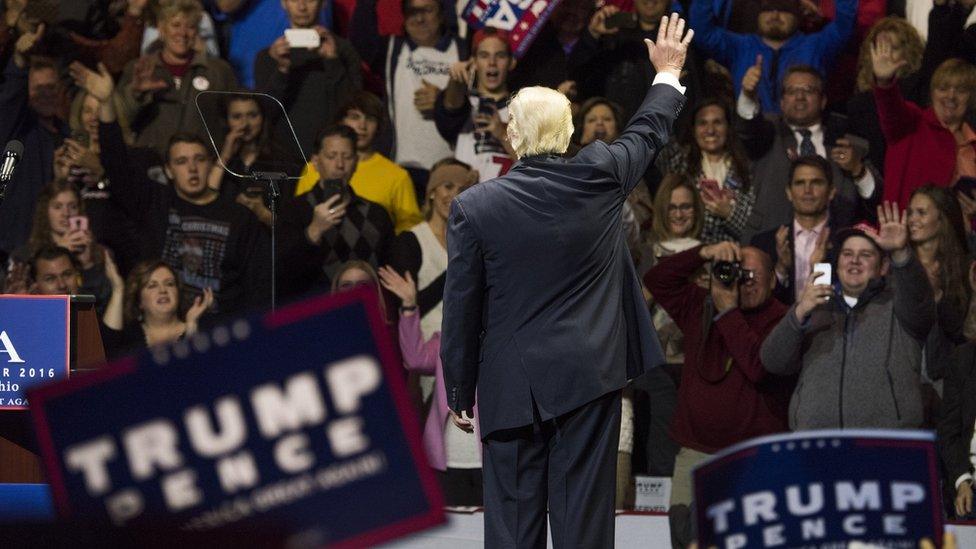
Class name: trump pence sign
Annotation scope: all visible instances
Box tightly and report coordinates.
[28,288,443,546]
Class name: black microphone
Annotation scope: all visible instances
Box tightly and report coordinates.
[0,139,23,208]
[0,140,23,182]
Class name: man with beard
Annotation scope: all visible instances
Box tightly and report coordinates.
[736,65,882,242]
[435,27,516,183]
[690,0,856,114]
[750,156,843,305]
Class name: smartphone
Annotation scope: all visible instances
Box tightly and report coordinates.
[285,28,321,49]
[813,262,832,286]
[699,178,722,197]
[605,12,638,30]
[68,215,89,233]
[319,178,345,203]
[825,113,849,147]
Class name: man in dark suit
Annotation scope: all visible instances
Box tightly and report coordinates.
[440,14,692,548]
[736,64,882,243]
[750,155,843,305]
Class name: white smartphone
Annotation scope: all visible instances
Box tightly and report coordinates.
[285,28,321,49]
[813,262,832,286]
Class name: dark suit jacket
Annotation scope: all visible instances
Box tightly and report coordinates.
[940,342,976,499]
[736,112,881,243]
[441,84,685,436]
[750,215,843,305]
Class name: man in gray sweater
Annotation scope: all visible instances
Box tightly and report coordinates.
[761,202,937,430]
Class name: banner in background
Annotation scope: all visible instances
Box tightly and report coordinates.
[463,0,562,58]
[29,288,443,547]
[694,430,943,548]
[0,295,69,410]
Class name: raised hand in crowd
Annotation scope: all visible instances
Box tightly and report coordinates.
[588,5,621,39]
[130,55,168,95]
[57,225,96,270]
[645,13,694,79]
[449,59,476,88]
[315,25,338,59]
[12,21,43,68]
[305,194,347,245]
[808,227,831,267]
[62,138,104,181]
[794,268,832,321]
[126,0,150,17]
[474,102,507,143]
[870,33,908,86]
[413,79,439,116]
[870,201,910,260]
[377,266,417,310]
[185,288,215,336]
[102,249,125,331]
[742,54,763,101]
[69,62,115,103]
[269,36,291,73]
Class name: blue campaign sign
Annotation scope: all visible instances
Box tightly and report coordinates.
[0,295,70,410]
[693,430,942,548]
[28,288,443,546]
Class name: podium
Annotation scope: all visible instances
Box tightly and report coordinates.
[0,295,105,483]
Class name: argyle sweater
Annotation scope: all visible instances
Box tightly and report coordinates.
[279,182,393,296]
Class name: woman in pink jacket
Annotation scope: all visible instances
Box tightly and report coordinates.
[379,265,483,507]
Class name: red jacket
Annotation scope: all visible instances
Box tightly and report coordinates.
[875,81,958,209]
[644,247,793,454]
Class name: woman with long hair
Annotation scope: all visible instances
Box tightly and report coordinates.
[657,98,754,244]
[101,258,213,357]
[907,185,971,385]
[2,180,109,304]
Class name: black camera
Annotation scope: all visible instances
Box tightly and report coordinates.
[713,261,755,287]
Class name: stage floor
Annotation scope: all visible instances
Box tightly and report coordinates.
[384,511,976,548]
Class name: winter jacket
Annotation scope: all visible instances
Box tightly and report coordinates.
[761,251,937,430]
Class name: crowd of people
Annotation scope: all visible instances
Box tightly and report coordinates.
[2,0,976,543]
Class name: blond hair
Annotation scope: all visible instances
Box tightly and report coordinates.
[856,17,923,92]
[931,58,976,110]
[155,0,203,25]
[507,86,573,159]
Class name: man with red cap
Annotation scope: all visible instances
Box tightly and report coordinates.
[761,204,938,431]
[434,27,517,183]
[690,0,856,114]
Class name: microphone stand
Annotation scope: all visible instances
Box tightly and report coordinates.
[251,171,287,312]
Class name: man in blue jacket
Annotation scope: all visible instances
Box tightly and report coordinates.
[440,13,692,549]
[690,0,856,114]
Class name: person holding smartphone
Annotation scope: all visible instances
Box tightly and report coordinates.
[1,181,112,312]
[254,0,363,153]
[762,204,938,432]
[435,27,516,183]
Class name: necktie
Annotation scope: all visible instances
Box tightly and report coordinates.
[798,128,816,157]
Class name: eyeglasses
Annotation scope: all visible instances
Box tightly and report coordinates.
[783,86,821,97]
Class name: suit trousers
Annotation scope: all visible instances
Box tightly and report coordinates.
[482,390,621,548]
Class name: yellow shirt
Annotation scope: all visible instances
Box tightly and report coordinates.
[295,153,422,234]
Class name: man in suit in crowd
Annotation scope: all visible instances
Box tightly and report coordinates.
[440,14,692,548]
[750,155,842,305]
